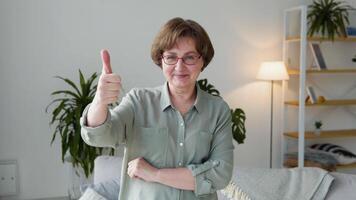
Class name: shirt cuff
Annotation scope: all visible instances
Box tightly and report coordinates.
[187,160,220,196]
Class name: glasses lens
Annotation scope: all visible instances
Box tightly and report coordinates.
[164,56,177,65]
[183,55,198,65]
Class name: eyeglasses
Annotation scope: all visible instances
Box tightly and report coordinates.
[162,54,202,65]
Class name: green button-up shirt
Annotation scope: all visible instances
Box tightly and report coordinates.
[80,82,234,200]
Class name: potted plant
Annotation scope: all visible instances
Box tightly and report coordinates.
[314,120,323,136]
[46,70,113,178]
[307,0,355,40]
[198,79,246,144]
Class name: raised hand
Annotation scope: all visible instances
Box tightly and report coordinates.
[93,49,122,106]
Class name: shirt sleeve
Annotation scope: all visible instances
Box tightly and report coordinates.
[80,90,135,149]
[187,102,234,197]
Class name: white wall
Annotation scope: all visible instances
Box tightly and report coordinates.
[0,0,339,199]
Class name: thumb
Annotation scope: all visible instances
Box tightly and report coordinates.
[101,49,112,74]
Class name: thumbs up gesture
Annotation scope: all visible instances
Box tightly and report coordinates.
[93,49,122,106]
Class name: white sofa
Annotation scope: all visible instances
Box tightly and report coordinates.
[91,156,356,200]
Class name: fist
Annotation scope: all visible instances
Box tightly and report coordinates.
[93,49,122,106]
[127,157,159,183]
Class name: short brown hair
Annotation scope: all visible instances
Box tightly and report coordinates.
[151,17,214,70]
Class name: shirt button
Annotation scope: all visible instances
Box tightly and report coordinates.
[178,162,182,166]
[179,142,183,146]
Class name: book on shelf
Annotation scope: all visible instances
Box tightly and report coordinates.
[346,26,356,38]
[309,43,327,70]
[346,11,356,38]
[306,86,317,104]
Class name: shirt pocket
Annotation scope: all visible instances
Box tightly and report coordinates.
[132,127,168,167]
[185,131,213,163]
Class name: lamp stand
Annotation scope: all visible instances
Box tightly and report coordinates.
[270,80,274,168]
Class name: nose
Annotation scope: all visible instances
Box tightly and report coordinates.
[175,58,186,71]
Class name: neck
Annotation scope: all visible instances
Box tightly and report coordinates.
[168,83,197,114]
[168,83,196,101]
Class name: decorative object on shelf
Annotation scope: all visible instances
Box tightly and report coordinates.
[198,79,246,144]
[317,95,326,103]
[257,61,289,168]
[309,43,327,70]
[314,121,323,136]
[305,96,311,103]
[307,0,355,41]
[309,143,356,165]
[352,55,356,62]
[46,70,114,178]
[306,86,318,104]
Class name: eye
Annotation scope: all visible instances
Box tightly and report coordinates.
[166,56,177,60]
[184,55,195,60]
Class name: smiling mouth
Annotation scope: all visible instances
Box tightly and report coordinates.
[174,74,188,78]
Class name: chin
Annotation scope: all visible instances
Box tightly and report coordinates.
[171,79,194,89]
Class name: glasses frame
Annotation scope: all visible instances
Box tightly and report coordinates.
[161,54,202,66]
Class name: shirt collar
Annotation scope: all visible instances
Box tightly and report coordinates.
[193,84,205,113]
[160,82,205,113]
[160,82,172,111]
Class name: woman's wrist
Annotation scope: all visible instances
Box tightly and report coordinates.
[153,168,161,183]
[87,99,108,127]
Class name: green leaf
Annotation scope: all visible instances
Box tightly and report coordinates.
[231,108,246,144]
[55,76,81,96]
[197,79,220,96]
[50,100,67,125]
[51,90,80,99]
[79,70,87,97]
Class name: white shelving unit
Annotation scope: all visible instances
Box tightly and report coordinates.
[282,5,308,168]
[282,5,356,169]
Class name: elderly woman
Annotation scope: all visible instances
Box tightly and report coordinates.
[80,17,234,200]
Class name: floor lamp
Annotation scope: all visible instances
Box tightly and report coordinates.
[257,61,289,168]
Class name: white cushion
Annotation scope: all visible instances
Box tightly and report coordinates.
[94,156,122,184]
[79,187,107,200]
[308,144,356,165]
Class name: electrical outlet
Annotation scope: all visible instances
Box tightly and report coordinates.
[0,160,18,196]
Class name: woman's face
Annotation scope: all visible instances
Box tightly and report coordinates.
[161,37,204,91]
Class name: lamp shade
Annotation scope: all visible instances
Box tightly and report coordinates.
[256,61,289,81]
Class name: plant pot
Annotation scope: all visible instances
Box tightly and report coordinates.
[314,128,322,136]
